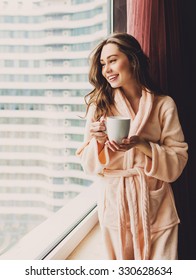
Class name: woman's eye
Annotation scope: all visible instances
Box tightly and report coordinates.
[110,59,116,63]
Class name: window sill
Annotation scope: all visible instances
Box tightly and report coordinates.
[66,222,106,260]
[0,184,99,260]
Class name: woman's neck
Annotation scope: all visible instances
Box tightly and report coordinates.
[121,79,142,98]
[121,83,142,114]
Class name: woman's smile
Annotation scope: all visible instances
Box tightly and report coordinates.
[100,43,133,89]
[107,74,119,82]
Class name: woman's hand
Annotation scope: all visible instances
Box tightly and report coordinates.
[90,118,107,145]
[105,135,152,158]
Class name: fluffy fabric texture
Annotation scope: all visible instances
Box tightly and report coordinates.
[76,89,188,259]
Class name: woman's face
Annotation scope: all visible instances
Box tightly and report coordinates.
[100,43,133,88]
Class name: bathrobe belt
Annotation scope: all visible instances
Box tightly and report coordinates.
[102,167,151,260]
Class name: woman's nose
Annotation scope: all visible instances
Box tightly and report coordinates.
[104,64,112,74]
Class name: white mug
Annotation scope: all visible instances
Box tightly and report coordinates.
[106,116,131,144]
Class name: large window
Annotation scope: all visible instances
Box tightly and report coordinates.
[0,0,110,258]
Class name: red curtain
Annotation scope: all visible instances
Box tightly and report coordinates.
[127,0,152,56]
[127,0,181,94]
[126,0,195,260]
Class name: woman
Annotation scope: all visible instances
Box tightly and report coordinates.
[76,33,188,260]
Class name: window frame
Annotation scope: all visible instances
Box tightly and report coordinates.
[0,0,113,260]
[0,184,98,260]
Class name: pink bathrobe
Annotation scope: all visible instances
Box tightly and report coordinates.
[76,89,188,260]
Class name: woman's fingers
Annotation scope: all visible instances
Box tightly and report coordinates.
[104,135,148,153]
[105,140,120,152]
[120,136,143,150]
[91,131,106,138]
[90,120,106,133]
[89,120,107,144]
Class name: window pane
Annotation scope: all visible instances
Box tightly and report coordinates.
[0,0,109,256]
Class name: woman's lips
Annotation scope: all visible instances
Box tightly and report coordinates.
[107,74,118,82]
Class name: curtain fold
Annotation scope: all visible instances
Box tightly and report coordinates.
[127,0,152,56]
[127,0,168,91]
[126,0,195,259]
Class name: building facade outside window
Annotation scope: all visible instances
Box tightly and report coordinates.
[0,0,110,257]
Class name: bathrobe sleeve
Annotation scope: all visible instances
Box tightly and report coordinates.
[76,105,110,175]
[144,97,188,182]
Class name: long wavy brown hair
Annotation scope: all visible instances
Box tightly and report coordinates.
[85,32,164,121]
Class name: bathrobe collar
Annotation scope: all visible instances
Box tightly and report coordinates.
[106,88,154,259]
[112,88,154,136]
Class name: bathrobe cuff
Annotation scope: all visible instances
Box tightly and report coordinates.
[76,137,110,175]
[144,141,188,182]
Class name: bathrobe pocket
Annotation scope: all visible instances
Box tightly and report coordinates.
[149,182,180,232]
[97,177,124,228]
